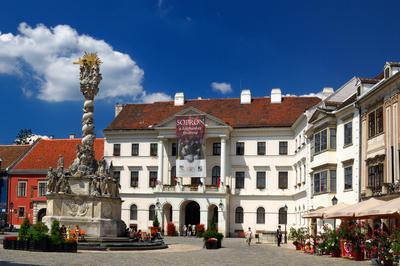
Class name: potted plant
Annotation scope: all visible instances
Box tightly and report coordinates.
[17,218,31,250]
[203,229,223,249]
[167,222,176,236]
[151,216,160,235]
[205,237,218,249]
[50,220,64,251]
[288,227,307,250]
[196,224,205,238]
[28,222,49,251]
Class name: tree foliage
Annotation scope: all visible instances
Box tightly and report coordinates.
[15,129,33,145]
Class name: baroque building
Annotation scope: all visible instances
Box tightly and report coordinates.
[104,89,321,237]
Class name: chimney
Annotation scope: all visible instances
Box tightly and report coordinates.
[69,134,75,139]
[322,87,334,100]
[271,88,282,103]
[240,89,251,104]
[115,103,124,117]
[174,92,185,106]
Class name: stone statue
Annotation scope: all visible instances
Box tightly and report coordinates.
[46,167,58,193]
[69,144,82,176]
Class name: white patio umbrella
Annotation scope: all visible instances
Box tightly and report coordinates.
[324,198,385,219]
[356,197,400,218]
[302,203,349,219]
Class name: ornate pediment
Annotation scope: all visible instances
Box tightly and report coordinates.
[154,107,229,129]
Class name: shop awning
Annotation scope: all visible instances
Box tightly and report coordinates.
[324,198,384,219]
[356,197,400,218]
[302,203,349,219]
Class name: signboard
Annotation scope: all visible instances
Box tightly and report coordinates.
[176,115,206,177]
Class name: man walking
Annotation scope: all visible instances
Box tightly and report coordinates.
[276,225,282,247]
[245,227,253,246]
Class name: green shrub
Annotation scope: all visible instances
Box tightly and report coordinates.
[153,215,160,227]
[18,218,31,241]
[50,220,64,245]
[28,222,49,242]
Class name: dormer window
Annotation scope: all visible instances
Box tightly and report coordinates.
[384,66,391,79]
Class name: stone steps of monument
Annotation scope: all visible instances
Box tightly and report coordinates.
[77,240,167,251]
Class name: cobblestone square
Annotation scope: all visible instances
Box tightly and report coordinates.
[0,237,370,266]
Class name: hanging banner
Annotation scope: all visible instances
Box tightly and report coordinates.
[176,115,206,177]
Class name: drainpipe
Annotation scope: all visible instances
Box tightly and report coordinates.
[355,102,362,203]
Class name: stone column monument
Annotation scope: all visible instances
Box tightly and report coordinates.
[43,52,125,237]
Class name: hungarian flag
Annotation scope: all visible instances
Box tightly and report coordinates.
[217,177,221,188]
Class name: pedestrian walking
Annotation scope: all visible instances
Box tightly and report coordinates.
[245,227,253,246]
[192,224,196,236]
[187,224,192,236]
[182,224,187,236]
[276,225,283,247]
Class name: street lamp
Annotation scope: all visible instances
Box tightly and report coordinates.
[331,196,338,229]
[284,204,288,244]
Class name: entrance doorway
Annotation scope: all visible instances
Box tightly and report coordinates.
[37,208,46,222]
[162,203,173,233]
[184,201,200,226]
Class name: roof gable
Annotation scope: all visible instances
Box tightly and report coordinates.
[0,145,32,170]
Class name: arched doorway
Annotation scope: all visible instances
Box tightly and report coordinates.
[37,208,46,222]
[182,201,200,226]
[163,203,173,233]
[208,204,218,229]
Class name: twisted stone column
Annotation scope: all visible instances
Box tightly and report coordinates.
[74,52,102,176]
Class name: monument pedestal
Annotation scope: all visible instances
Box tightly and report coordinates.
[43,193,125,237]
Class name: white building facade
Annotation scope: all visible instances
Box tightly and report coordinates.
[104,89,323,237]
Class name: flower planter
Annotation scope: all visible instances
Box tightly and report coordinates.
[205,241,218,249]
[330,250,340,257]
[340,240,363,260]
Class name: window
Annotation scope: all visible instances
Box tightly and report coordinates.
[170,166,176,186]
[18,207,25,218]
[150,143,158,156]
[149,171,157,188]
[113,144,121,156]
[278,207,287,224]
[130,204,137,220]
[171,143,177,156]
[149,205,156,220]
[279,141,288,155]
[213,143,221,156]
[344,166,352,190]
[236,142,244,155]
[235,172,245,189]
[344,122,352,146]
[314,128,337,153]
[257,207,265,224]
[212,166,220,186]
[278,172,288,189]
[330,170,336,193]
[330,128,336,149]
[369,107,384,138]
[131,143,139,156]
[257,142,266,155]
[130,171,139,187]
[113,171,120,183]
[17,181,26,197]
[313,170,336,195]
[256,172,266,189]
[368,164,384,191]
[38,181,47,197]
[235,207,244,223]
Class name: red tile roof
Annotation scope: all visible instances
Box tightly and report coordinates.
[105,97,321,131]
[13,138,104,170]
[0,145,31,170]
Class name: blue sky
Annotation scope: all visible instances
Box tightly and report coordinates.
[1,0,399,143]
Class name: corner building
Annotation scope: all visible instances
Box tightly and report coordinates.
[104,89,320,237]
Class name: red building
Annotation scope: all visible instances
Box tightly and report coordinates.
[8,138,104,227]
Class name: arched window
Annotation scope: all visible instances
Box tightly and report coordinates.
[171,166,176,186]
[257,207,265,224]
[278,207,287,224]
[149,204,156,221]
[130,204,137,220]
[212,166,220,186]
[235,207,244,224]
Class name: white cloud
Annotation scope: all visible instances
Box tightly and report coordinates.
[211,82,232,94]
[21,87,33,98]
[141,92,172,103]
[0,22,168,102]
[300,92,323,98]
